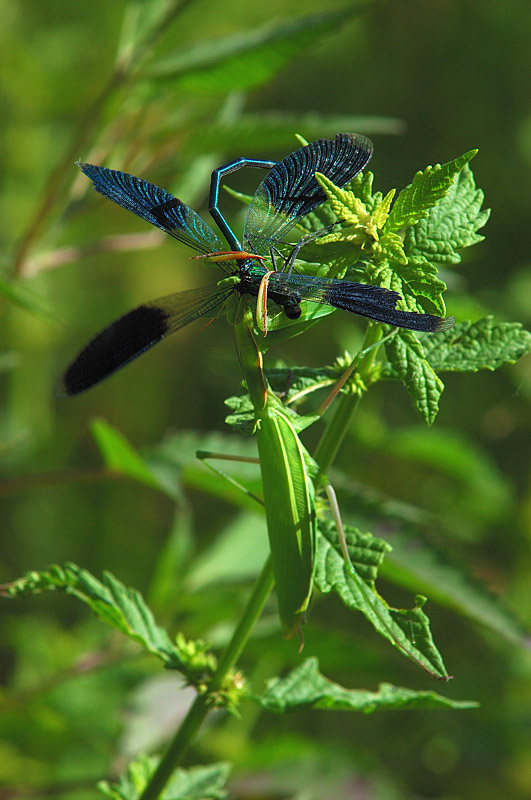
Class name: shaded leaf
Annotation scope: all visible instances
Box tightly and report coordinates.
[420,317,531,372]
[184,111,404,156]
[2,563,207,674]
[91,418,175,496]
[146,7,370,93]
[98,753,231,800]
[315,523,450,679]
[257,658,475,712]
[380,532,530,649]
[0,273,55,320]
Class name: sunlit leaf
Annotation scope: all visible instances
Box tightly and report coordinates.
[384,329,444,425]
[386,150,478,233]
[404,162,490,264]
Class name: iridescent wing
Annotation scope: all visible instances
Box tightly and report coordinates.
[78,163,227,257]
[61,283,233,395]
[267,272,455,333]
[243,133,373,255]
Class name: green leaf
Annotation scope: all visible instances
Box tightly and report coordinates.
[186,511,268,590]
[386,150,478,233]
[224,392,256,434]
[317,519,391,580]
[3,563,211,674]
[257,658,476,712]
[380,532,530,648]
[315,524,450,679]
[225,389,319,434]
[370,260,447,315]
[183,111,404,156]
[116,0,182,69]
[145,7,370,93]
[91,418,173,495]
[98,753,231,800]
[403,162,490,264]
[420,317,531,372]
[384,330,444,425]
[331,471,528,646]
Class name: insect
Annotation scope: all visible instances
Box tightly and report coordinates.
[62,134,453,395]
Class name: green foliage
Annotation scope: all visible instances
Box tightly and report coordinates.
[258,658,477,712]
[420,316,531,372]
[4,564,217,681]
[384,329,445,425]
[145,8,368,94]
[98,755,231,800]
[386,151,478,233]
[403,162,491,265]
[2,2,531,799]
[315,522,449,679]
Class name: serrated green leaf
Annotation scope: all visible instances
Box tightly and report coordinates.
[367,258,447,316]
[224,392,256,433]
[386,150,477,233]
[315,173,392,252]
[4,564,188,671]
[420,317,531,372]
[224,389,319,434]
[403,162,490,264]
[315,523,449,678]
[98,753,158,800]
[375,229,407,265]
[257,658,476,712]
[380,532,530,648]
[146,7,368,93]
[384,329,444,425]
[98,754,231,800]
[317,519,391,581]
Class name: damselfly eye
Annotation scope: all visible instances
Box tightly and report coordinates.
[285,304,302,320]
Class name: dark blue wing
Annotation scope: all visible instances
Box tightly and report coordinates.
[61,283,233,395]
[267,273,454,333]
[243,133,373,255]
[78,163,227,255]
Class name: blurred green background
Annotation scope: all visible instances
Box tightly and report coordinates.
[1,1,530,798]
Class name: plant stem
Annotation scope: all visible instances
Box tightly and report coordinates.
[314,323,383,473]
[139,557,274,800]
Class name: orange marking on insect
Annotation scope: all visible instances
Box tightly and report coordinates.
[191,251,266,263]
[256,270,275,337]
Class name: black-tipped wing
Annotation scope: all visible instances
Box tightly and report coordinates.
[267,273,455,333]
[243,133,373,255]
[78,163,227,255]
[62,284,233,396]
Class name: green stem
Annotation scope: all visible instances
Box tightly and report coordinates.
[313,391,362,474]
[139,557,274,800]
[314,323,383,473]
